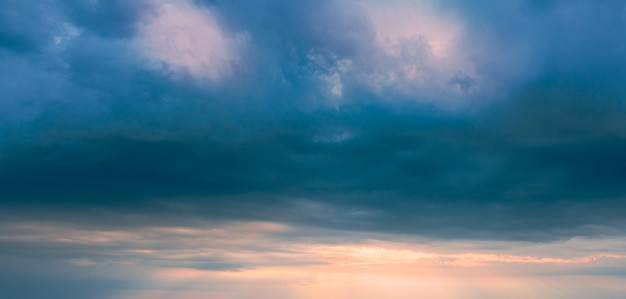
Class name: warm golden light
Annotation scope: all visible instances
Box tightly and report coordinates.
[2,221,626,298]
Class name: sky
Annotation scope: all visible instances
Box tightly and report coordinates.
[1,0,626,298]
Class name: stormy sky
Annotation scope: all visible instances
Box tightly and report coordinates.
[2,0,626,298]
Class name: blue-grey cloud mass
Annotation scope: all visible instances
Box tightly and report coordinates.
[2,1,626,298]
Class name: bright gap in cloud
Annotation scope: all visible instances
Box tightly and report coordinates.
[356,0,489,106]
[361,0,460,59]
[136,0,246,81]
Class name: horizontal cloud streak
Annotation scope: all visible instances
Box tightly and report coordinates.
[2,220,626,298]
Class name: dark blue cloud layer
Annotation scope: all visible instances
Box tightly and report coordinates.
[1,0,626,241]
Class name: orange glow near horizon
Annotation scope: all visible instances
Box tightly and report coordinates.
[145,260,626,299]
[3,221,626,299]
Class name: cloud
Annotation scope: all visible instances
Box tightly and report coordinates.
[0,0,63,52]
[2,105,626,240]
[0,0,626,240]
[60,0,154,39]
[4,1,626,297]
[136,0,248,81]
[355,0,484,105]
[2,220,626,298]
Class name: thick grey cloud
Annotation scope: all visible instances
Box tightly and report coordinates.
[4,3,626,298]
[1,0,626,242]
[0,0,61,52]
[60,0,155,39]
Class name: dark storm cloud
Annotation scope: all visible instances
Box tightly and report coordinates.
[438,0,626,88]
[212,0,375,60]
[60,0,155,39]
[2,3,626,298]
[1,0,626,241]
[0,0,60,52]
[2,105,626,240]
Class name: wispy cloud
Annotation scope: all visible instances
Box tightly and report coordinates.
[3,220,626,298]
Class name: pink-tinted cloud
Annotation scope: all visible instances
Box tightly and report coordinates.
[3,220,626,298]
[136,0,248,81]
